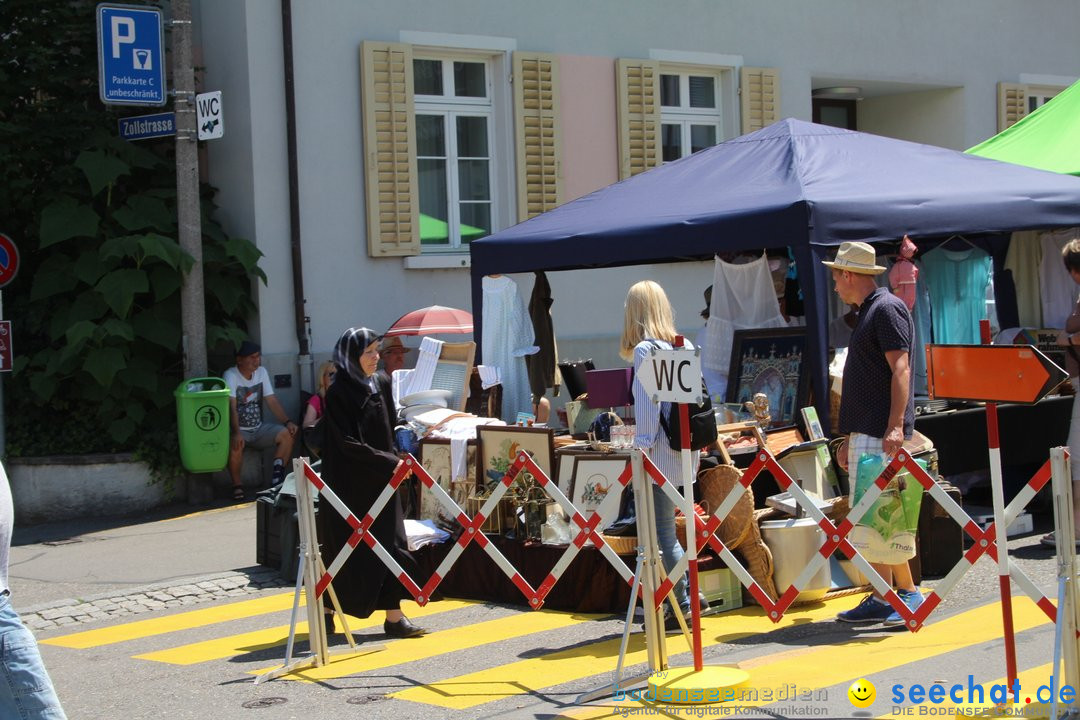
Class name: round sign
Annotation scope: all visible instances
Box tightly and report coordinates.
[0,234,20,289]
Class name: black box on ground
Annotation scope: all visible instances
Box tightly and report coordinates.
[256,494,304,581]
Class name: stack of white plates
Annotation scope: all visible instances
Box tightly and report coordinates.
[399,389,453,422]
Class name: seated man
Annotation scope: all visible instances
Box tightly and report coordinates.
[224,340,297,499]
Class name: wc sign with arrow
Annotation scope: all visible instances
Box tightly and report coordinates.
[196,91,223,141]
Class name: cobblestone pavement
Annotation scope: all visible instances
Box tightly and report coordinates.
[20,569,290,633]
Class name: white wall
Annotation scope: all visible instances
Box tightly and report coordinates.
[194,0,1080,414]
[859,88,967,150]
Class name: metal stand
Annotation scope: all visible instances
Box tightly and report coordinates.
[256,459,385,683]
[1050,447,1080,719]
[574,450,666,704]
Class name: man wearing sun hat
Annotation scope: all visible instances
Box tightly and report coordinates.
[379,335,414,376]
[824,241,923,628]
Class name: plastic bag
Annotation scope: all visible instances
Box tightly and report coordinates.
[849,453,926,565]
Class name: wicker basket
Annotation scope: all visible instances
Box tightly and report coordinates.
[601,534,638,555]
[675,514,711,550]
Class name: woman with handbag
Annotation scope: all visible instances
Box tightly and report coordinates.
[620,280,707,632]
[317,327,427,639]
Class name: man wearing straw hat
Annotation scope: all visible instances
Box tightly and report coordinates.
[823,241,923,627]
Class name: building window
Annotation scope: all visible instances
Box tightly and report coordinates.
[660,71,722,162]
[1027,86,1062,113]
[414,57,494,250]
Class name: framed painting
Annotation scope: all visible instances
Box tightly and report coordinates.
[569,455,629,531]
[726,327,809,428]
[418,438,476,527]
[476,425,556,493]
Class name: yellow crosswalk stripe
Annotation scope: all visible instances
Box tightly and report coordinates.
[135,599,476,665]
[394,596,849,709]
[398,597,1051,711]
[42,592,301,649]
[249,608,605,681]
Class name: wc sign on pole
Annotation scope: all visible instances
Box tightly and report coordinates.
[96,4,167,106]
[636,347,704,404]
[196,91,224,140]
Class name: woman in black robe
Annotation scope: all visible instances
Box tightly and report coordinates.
[318,327,426,638]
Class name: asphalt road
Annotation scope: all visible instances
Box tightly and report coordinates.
[9,501,1068,720]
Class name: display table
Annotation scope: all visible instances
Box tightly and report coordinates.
[413,535,725,613]
[914,395,1070,477]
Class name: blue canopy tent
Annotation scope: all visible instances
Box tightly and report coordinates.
[470,119,1080,424]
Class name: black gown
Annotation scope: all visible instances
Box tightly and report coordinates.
[317,370,419,617]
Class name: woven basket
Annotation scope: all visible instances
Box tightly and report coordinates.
[675,514,711,550]
[601,534,638,555]
[697,464,754,548]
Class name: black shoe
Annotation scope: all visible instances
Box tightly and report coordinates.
[323,612,336,637]
[384,616,426,639]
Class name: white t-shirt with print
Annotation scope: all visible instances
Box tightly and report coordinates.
[224,365,275,430]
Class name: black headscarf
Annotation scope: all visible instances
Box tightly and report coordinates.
[333,327,381,384]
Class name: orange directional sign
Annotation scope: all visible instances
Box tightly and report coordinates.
[926,344,1067,404]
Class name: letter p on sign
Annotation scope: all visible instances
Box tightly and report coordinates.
[111,16,135,58]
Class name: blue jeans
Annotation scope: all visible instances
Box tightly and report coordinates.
[652,485,689,612]
[0,593,65,719]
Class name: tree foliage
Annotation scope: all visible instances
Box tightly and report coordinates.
[0,1,265,478]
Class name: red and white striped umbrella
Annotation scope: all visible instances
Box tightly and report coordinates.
[384,305,473,337]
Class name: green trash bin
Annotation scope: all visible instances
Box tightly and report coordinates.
[175,377,230,473]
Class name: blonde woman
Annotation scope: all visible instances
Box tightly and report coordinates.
[302,361,336,429]
[620,280,706,631]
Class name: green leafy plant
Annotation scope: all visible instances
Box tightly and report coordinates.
[0,1,264,486]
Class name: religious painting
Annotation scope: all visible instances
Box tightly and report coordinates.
[726,327,809,428]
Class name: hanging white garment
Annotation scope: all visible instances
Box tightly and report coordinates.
[482,276,539,423]
[702,253,788,399]
[1005,231,1043,328]
[1039,228,1080,328]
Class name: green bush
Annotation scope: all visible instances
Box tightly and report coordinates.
[0,1,264,484]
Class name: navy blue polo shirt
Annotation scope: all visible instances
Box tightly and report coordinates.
[838,287,915,439]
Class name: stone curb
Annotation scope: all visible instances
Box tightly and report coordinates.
[19,568,291,633]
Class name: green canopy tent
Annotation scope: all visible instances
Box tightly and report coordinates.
[967,79,1080,174]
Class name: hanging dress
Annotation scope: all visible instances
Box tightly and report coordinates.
[701,253,787,399]
[482,275,538,423]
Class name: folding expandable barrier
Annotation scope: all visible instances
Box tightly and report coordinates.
[300,444,1064,633]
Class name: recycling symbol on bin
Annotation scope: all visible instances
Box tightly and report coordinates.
[195,405,222,431]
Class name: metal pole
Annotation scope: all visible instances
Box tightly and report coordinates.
[172,0,207,377]
[673,335,703,671]
[0,292,5,457]
[980,318,1017,691]
[1050,446,1080,712]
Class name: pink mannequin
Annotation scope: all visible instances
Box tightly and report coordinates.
[889,234,919,310]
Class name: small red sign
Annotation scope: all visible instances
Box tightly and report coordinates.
[0,321,12,373]
[0,234,18,289]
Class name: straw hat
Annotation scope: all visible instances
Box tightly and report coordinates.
[381,336,413,355]
[821,241,886,275]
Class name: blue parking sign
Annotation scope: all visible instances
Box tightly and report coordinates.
[96,4,166,106]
